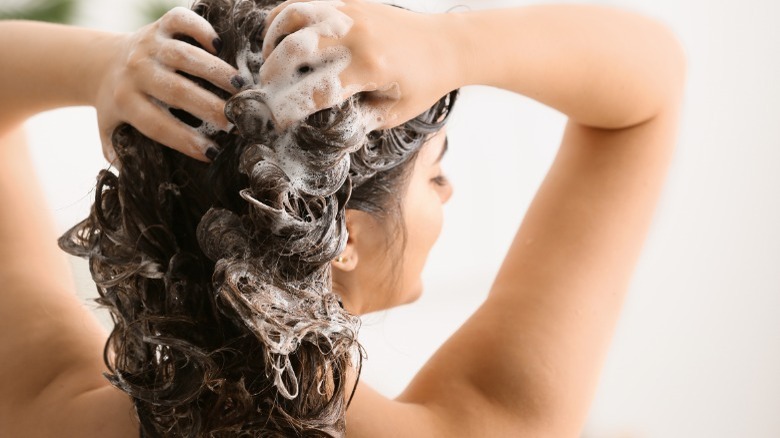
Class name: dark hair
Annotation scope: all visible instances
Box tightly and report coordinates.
[58,0,458,436]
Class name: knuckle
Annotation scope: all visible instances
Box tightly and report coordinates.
[113,86,131,108]
[146,119,164,139]
[172,74,191,96]
[281,3,300,16]
[350,13,368,33]
[164,6,189,25]
[287,2,308,16]
[164,41,188,66]
[210,100,226,121]
[361,50,385,78]
[126,48,146,72]
[272,6,301,31]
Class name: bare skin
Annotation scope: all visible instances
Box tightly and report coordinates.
[0,7,239,165]
[0,1,686,436]
[333,127,452,315]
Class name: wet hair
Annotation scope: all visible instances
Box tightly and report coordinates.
[57,0,458,436]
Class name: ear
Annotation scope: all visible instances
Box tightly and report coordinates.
[331,209,363,272]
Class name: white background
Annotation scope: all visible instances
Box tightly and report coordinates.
[23,0,780,436]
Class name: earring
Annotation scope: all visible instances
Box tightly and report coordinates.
[335,256,345,263]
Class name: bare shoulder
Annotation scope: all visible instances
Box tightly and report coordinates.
[0,125,141,437]
[9,380,139,438]
[65,385,140,438]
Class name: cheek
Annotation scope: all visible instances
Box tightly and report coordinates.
[409,192,444,262]
[400,175,445,274]
[426,186,445,240]
[399,200,442,302]
[427,202,444,244]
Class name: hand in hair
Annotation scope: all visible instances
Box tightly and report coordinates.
[95,7,240,164]
[253,0,460,131]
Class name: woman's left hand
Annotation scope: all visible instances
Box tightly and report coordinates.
[95,7,241,164]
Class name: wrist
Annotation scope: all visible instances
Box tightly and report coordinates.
[81,31,124,107]
[430,11,474,91]
[0,22,123,113]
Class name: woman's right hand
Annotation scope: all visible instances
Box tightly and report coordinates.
[95,7,240,164]
[255,0,461,131]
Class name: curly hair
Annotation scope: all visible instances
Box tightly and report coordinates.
[57,0,459,436]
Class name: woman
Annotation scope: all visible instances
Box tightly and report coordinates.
[0,0,686,436]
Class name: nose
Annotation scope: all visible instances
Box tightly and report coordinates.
[442,183,454,204]
[224,90,277,140]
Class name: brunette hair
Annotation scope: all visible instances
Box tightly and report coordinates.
[58,0,458,436]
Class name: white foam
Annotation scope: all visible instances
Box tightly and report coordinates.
[261,1,356,130]
[235,0,399,135]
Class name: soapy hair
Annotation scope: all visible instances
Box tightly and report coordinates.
[57,0,458,436]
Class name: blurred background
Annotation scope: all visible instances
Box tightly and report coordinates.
[6,0,779,436]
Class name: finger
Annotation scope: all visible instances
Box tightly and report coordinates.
[262,1,354,61]
[158,6,222,55]
[159,39,239,93]
[259,28,315,83]
[129,95,218,162]
[260,26,356,82]
[261,1,320,60]
[263,30,374,97]
[258,33,363,129]
[142,68,230,131]
[262,0,314,41]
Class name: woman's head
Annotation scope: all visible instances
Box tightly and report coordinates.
[333,126,452,314]
[58,0,458,436]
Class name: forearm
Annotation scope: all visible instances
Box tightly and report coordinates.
[439,4,686,129]
[0,21,118,131]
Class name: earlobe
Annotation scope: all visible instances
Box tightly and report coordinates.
[332,251,358,271]
[333,209,361,272]
[332,235,358,270]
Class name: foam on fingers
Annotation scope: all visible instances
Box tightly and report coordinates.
[230,0,392,142]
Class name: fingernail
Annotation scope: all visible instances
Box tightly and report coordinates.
[231,75,246,89]
[206,147,219,161]
[213,37,223,55]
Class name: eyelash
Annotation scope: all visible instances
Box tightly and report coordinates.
[431,174,449,187]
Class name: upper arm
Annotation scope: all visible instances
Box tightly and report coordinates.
[346,380,450,437]
[396,97,684,436]
[0,125,120,432]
